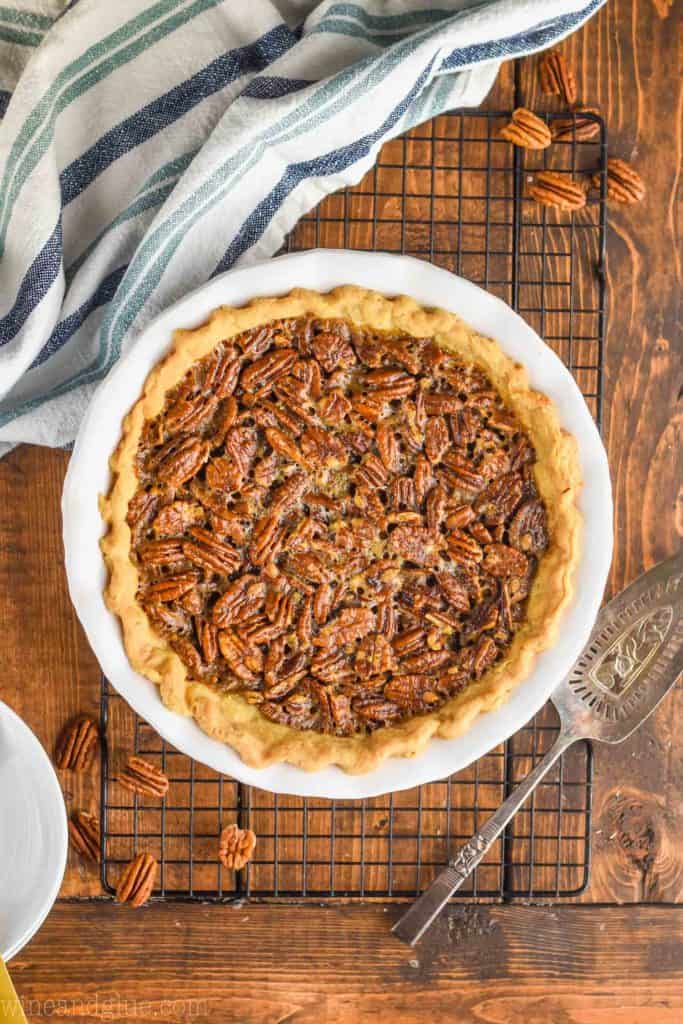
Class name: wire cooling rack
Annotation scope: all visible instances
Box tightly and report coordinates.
[99,109,606,903]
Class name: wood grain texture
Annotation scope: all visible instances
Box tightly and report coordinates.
[9,903,683,1023]
[515,0,683,905]
[0,0,682,1018]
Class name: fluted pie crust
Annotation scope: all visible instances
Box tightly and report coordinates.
[100,286,582,773]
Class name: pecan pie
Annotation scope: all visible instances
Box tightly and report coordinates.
[101,287,581,772]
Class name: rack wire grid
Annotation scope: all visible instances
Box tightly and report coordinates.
[100,108,606,903]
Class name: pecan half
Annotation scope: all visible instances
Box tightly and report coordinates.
[55,715,99,772]
[594,158,645,205]
[183,527,242,574]
[240,347,297,393]
[219,823,257,870]
[156,437,210,487]
[529,171,586,211]
[145,572,198,602]
[116,852,157,907]
[482,543,529,579]
[538,49,577,106]
[389,526,443,566]
[500,108,552,149]
[69,810,100,863]
[552,107,600,143]
[509,500,548,554]
[118,756,170,798]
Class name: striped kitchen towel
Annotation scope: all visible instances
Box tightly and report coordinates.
[0,0,605,454]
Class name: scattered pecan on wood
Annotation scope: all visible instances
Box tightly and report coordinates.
[116,852,158,907]
[594,157,645,205]
[69,810,101,863]
[538,49,577,106]
[552,107,601,143]
[55,715,99,772]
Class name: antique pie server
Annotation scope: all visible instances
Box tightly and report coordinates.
[393,551,683,946]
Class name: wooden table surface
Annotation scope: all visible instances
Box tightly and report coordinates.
[1,1,682,1021]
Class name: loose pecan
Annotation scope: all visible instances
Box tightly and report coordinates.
[116,852,157,907]
[538,49,577,106]
[594,157,645,205]
[118,756,170,798]
[239,326,274,359]
[219,824,257,870]
[198,619,218,663]
[224,425,258,480]
[440,451,486,492]
[529,171,586,211]
[55,715,99,772]
[69,810,101,863]
[473,636,498,676]
[311,648,354,683]
[552,107,600,143]
[356,452,390,488]
[437,571,471,613]
[127,490,160,531]
[500,108,552,149]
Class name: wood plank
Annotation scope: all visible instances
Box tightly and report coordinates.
[0,446,102,897]
[9,903,683,1023]
[0,0,680,911]
[516,0,683,902]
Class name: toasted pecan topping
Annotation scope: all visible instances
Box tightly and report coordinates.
[129,315,548,735]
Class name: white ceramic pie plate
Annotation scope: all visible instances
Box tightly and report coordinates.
[0,701,68,961]
[62,250,612,799]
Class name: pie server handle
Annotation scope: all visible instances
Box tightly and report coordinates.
[391,732,572,946]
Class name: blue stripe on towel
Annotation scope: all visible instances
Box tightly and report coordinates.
[59,23,298,206]
[0,219,62,346]
[30,265,127,369]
